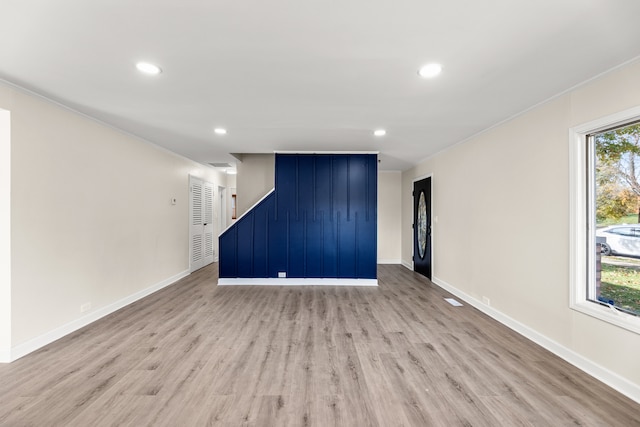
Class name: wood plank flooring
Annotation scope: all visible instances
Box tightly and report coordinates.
[0,264,638,426]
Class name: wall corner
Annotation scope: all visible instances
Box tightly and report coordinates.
[0,109,11,358]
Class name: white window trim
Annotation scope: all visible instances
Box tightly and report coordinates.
[569,106,640,335]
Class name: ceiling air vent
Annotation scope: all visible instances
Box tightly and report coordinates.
[209,163,232,168]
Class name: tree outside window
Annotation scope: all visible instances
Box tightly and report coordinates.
[592,122,640,316]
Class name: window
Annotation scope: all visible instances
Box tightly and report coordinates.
[609,227,635,236]
[570,106,640,334]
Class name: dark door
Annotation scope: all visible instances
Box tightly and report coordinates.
[413,177,432,279]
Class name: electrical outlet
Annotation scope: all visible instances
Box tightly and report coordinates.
[278,272,287,278]
[80,302,92,313]
[482,296,490,306]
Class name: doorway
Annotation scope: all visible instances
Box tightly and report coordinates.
[413,176,432,280]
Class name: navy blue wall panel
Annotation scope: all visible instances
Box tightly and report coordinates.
[305,214,323,277]
[275,155,296,220]
[236,215,254,277]
[251,202,269,278]
[315,156,333,222]
[220,153,377,279]
[288,215,305,277]
[322,212,338,277]
[332,157,349,221]
[337,211,356,277]
[297,156,315,219]
[266,217,285,277]
[219,225,237,277]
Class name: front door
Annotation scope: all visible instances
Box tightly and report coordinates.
[413,177,432,280]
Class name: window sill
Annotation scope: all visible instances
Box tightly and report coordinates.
[571,301,640,335]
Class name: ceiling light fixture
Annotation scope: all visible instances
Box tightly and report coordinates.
[136,62,162,75]
[214,128,227,135]
[226,169,237,175]
[374,129,386,137]
[418,63,442,78]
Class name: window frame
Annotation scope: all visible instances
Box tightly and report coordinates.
[569,106,640,335]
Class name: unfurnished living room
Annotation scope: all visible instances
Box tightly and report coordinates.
[2,1,640,426]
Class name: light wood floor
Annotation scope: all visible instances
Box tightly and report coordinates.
[0,264,638,426]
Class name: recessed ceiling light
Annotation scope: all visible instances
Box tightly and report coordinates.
[418,63,442,78]
[374,129,386,137]
[214,128,227,135]
[136,62,162,75]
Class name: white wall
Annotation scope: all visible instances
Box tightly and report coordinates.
[401,59,640,398]
[0,109,10,359]
[377,171,401,263]
[1,83,227,359]
[235,154,275,216]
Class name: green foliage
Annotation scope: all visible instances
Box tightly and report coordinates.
[595,123,640,161]
[595,123,640,222]
[596,187,635,221]
[600,263,640,315]
[597,213,639,227]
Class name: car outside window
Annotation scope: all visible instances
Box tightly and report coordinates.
[610,227,634,236]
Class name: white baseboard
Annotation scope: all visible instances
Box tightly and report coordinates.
[218,277,378,286]
[5,269,190,363]
[0,347,9,363]
[377,259,402,264]
[401,260,413,270]
[431,275,640,404]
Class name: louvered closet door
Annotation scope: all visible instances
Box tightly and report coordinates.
[190,177,205,272]
[190,176,216,272]
[203,182,214,265]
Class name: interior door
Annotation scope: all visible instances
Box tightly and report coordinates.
[413,177,432,280]
[190,177,204,272]
[190,176,215,272]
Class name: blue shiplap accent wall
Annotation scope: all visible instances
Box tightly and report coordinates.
[219,153,377,279]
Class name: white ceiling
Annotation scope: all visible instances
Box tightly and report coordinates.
[2,0,640,171]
